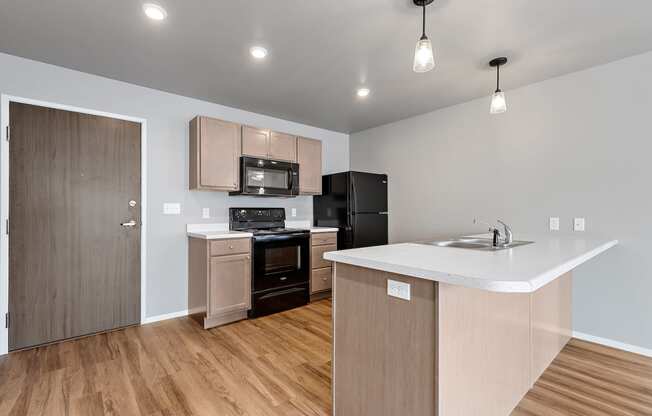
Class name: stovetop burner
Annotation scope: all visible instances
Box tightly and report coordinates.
[240,227,309,236]
[229,208,309,236]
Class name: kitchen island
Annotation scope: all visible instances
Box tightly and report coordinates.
[324,235,617,416]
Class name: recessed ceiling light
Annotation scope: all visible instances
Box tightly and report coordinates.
[356,88,371,98]
[250,46,268,59]
[143,3,167,21]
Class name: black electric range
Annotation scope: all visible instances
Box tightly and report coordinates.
[230,208,310,318]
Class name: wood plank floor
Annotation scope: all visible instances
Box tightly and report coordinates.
[1,299,651,416]
[512,339,652,416]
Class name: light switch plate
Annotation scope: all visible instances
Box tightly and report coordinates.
[163,203,181,215]
[574,217,585,232]
[387,279,411,301]
[291,208,297,217]
[549,217,560,231]
[202,207,210,219]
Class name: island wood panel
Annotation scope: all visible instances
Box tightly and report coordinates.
[530,272,572,384]
[333,263,437,416]
[438,283,532,416]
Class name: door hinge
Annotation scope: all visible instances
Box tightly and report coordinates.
[4,312,9,329]
[5,126,9,142]
[5,219,7,235]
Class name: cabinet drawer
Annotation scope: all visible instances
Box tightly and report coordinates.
[312,232,337,246]
[312,267,332,293]
[210,238,251,256]
[311,244,336,269]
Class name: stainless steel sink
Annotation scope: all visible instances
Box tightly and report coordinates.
[421,238,533,251]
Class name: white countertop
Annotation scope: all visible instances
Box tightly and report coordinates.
[308,227,339,233]
[187,222,337,240]
[285,220,338,233]
[323,234,618,293]
[187,223,253,240]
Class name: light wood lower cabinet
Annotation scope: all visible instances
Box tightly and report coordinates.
[188,237,252,329]
[310,232,337,298]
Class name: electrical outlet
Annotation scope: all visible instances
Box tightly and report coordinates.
[291,208,297,217]
[549,217,560,231]
[202,208,210,219]
[574,217,585,232]
[387,279,411,301]
[163,203,181,215]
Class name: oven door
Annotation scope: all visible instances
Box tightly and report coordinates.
[238,157,299,197]
[252,233,310,292]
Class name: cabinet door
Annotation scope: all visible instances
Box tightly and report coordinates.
[269,132,297,162]
[311,244,336,269]
[190,117,241,190]
[311,267,332,294]
[242,126,270,158]
[208,254,251,316]
[297,137,322,195]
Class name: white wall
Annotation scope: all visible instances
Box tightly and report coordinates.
[351,51,652,351]
[0,52,349,319]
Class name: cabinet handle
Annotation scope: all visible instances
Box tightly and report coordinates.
[322,277,327,281]
[246,256,250,260]
[229,245,234,249]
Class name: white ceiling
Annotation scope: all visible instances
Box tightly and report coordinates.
[0,0,651,133]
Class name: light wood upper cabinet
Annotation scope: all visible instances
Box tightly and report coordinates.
[242,126,270,159]
[297,136,322,195]
[243,127,298,162]
[189,116,241,191]
[269,132,297,162]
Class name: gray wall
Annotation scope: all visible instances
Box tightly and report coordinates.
[351,51,652,350]
[0,52,349,318]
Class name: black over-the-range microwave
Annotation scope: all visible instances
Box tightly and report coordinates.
[229,156,300,197]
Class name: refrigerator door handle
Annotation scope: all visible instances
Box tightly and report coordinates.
[351,175,357,214]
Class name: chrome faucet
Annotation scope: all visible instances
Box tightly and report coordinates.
[497,220,513,245]
[474,218,513,247]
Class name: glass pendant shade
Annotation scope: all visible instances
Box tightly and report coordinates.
[490,90,507,114]
[413,36,435,73]
[489,90,507,114]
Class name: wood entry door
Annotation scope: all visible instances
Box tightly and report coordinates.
[8,102,142,351]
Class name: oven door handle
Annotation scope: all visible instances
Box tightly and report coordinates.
[258,286,306,300]
[254,232,310,242]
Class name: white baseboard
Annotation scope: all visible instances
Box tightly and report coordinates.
[573,331,652,358]
[141,306,206,325]
[142,309,189,325]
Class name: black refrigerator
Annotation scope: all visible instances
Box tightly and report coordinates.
[313,171,388,250]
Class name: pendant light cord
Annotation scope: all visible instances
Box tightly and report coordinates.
[422,3,426,38]
[496,64,501,92]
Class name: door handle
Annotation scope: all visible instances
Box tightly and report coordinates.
[121,220,137,228]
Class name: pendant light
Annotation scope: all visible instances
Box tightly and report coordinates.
[489,57,508,114]
[413,0,435,73]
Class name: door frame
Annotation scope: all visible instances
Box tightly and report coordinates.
[0,94,148,355]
